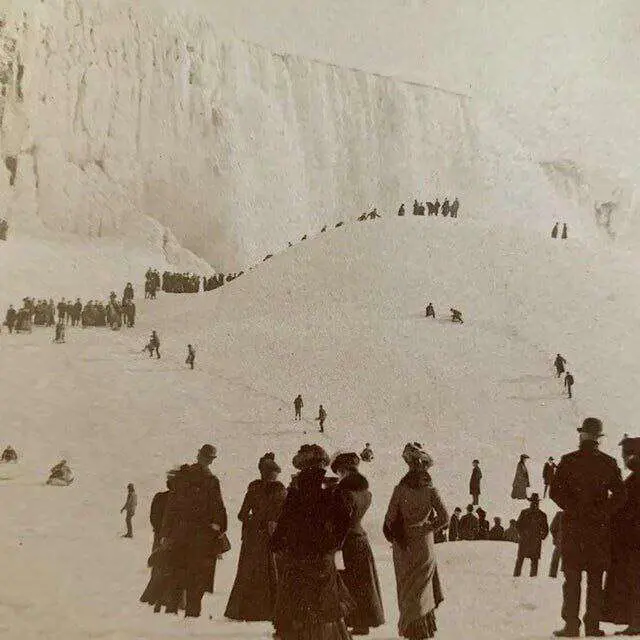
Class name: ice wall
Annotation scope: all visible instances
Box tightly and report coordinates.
[0,0,486,270]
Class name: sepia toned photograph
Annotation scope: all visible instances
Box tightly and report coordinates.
[1,1,639,639]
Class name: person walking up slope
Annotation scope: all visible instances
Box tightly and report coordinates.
[121,483,137,538]
[513,493,548,577]
[554,354,567,378]
[564,372,574,398]
[550,418,626,638]
[186,344,195,369]
[316,405,327,433]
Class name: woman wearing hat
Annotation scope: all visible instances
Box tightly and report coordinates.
[383,443,448,639]
[332,453,385,636]
[225,453,287,623]
[602,436,640,635]
[511,454,530,500]
[270,444,354,639]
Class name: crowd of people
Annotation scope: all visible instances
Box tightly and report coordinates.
[398,198,461,218]
[128,421,640,640]
[160,271,202,294]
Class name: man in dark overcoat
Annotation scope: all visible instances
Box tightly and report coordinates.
[470,459,482,505]
[513,493,548,577]
[550,418,626,637]
[160,444,228,618]
[543,457,557,498]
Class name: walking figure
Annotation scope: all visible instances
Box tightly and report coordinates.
[186,344,195,369]
[564,371,574,398]
[555,354,567,377]
[451,308,464,323]
[550,417,625,637]
[513,493,548,577]
[398,203,405,216]
[121,483,137,538]
[293,394,303,421]
[552,222,559,238]
[425,302,435,318]
[315,405,327,433]
[149,331,160,359]
[549,510,564,578]
[543,457,557,497]
[54,321,66,343]
[562,223,568,239]
[470,459,482,506]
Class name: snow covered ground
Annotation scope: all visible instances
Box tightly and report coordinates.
[0,216,637,639]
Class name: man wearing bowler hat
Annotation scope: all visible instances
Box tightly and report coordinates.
[550,418,626,637]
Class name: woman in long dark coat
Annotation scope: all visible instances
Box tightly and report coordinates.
[225,453,287,622]
[602,436,640,635]
[511,454,530,500]
[332,453,384,636]
[384,442,448,639]
[270,444,354,640]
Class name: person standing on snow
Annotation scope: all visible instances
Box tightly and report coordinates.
[449,507,462,541]
[543,457,557,498]
[451,308,464,323]
[550,417,625,638]
[564,372,575,399]
[425,302,435,319]
[294,394,303,421]
[316,405,327,433]
[552,222,559,238]
[513,493,548,577]
[186,344,195,369]
[511,454,531,500]
[562,223,568,239]
[459,504,479,541]
[554,354,567,378]
[121,483,138,538]
[488,517,505,541]
[470,459,482,506]
[149,331,160,359]
[361,443,374,462]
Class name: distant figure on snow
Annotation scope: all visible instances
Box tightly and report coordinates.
[449,507,462,541]
[54,320,66,343]
[564,372,574,398]
[554,353,567,377]
[361,442,374,462]
[358,212,368,221]
[315,405,327,433]
[5,305,16,333]
[47,460,74,486]
[488,517,505,541]
[513,493,548,577]
[470,459,482,505]
[504,519,519,543]
[441,199,450,217]
[450,198,459,218]
[552,222,559,238]
[425,302,435,318]
[398,203,405,216]
[0,445,18,463]
[562,223,568,239]
[294,394,303,421]
[451,308,464,323]
[149,331,160,359]
[511,454,530,500]
[186,344,195,370]
[543,457,557,498]
[121,483,138,538]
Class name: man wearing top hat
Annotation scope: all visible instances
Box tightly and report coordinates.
[550,418,626,637]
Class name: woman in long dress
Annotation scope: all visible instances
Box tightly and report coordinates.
[332,453,385,636]
[384,442,448,639]
[270,444,354,640]
[602,436,640,635]
[225,453,287,622]
[511,454,530,500]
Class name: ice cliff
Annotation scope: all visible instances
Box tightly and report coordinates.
[0,0,585,271]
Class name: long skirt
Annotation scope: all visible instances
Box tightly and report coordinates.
[602,546,640,626]
[392,531,443,639]
[225,524,278,621]
[341,533,385,629]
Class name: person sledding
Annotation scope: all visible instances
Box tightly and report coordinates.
[47,460,74,486]
[451,308,464,323]
[425,302,435,318]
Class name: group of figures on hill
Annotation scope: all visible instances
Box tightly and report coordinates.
[555,353,575,399]
[2,283,136,336]
[398,198,460,218]
[128,419,640,640]
[552,223,569,239]
[0,218,7,240]
[424,303,464,323]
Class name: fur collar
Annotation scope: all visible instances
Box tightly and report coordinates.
[400,469,433,489]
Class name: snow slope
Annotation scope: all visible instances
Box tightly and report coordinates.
[0,216,637,639]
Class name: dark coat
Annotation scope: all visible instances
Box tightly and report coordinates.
[470,467,482,495]
[477,518,490,541]
[488,524,504,541]
[516,506,549,559]
[603,471,640,624]
[459,513,479,540]
[270,468,353,630]
[550,511,563,547]
[448,514,460,541]
[550,444,626,571]
[225,479,287,621]
[543,462,556,486]
[511,461,530,499]
[335,472,385,629]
